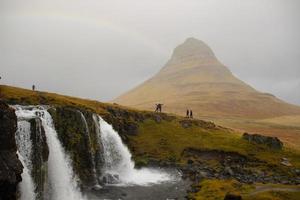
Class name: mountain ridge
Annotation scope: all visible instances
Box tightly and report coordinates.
[115,38,300,119]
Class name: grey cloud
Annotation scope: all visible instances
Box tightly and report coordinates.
[0,0,299,104]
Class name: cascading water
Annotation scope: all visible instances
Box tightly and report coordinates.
[15,119,36,200]
[96,115,173,186]
[17,152,36,200]
[15,106,85,200]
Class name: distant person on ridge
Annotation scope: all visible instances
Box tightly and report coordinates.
[190,110,193,119]
[186,109,190,118]
[32,85,35,91]
[155,103,163,113]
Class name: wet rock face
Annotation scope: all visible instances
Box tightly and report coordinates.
[29,118,49,199]
[0,102,17,151]
[242,133,283,150]
[0,101,23,200]
[49,106,102,186]
[104,106,175,139]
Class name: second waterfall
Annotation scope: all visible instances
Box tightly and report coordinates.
[96,115,173,186]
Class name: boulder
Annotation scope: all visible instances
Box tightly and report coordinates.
[101,173,120,184]
[224,193,242,200]
[242,133,283,150]
[281,157,292,167]
[0,101,23,200]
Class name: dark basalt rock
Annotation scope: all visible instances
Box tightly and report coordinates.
[0,101,23,200]
[104,106,176,137]
[224,193,242,200]
[29,118,49,199]
[181,147,299,185]
[242,132,283,150]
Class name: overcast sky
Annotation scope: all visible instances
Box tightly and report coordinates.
[1,0,300,105]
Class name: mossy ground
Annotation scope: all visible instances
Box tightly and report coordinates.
[189,179,300,200]
[0,85,133,116]
[129,119,300,169]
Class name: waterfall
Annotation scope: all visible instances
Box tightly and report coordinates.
[15,106,85,200]
[96,115,172,186]
[17,152,36,200]
[16,120,36,200]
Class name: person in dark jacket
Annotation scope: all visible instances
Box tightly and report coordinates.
[190,110,193,118]
[155,103,163,112]
[186,109,190,118]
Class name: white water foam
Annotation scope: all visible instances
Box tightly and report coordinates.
[15,115,36,200]
[17,152,36,200]
[96,116,174,186]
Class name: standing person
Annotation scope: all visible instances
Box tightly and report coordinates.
[155,104,158,112]
[155,103,163,113]
[186,109,190,118]
[158,103,163,112]
[32,84,35,91]
[190,110,193,119]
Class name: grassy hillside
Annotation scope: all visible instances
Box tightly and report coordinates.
[1,84,300,199]
[209,117,300,150]
[189,179,300,200]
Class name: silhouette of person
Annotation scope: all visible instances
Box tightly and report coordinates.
[159,104,163,112]
[186,109,190,118]
[190,110,193,119]
[155,104,159,112]
[155,103,163,112]
[32,84,35,91]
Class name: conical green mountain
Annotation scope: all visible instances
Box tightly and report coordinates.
[115,38,300,119]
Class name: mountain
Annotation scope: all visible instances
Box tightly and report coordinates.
[115,38,300,119]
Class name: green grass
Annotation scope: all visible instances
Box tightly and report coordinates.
[189,179,300,200]
[244,191,300,200]
[129,119,300,168]
[189,179,253,200]
[0,84,146,117]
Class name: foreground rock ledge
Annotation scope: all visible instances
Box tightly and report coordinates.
[0,101,23,200]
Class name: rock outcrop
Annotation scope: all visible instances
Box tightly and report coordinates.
[0,101,23,200]
[224,193,242,200]
[28,118,49,199]
[49,106,103,186]
[242,133,283,150]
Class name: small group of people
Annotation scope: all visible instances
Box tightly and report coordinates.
[186,109,193,118]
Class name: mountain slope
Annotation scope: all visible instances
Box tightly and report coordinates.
[115,38,300,119]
